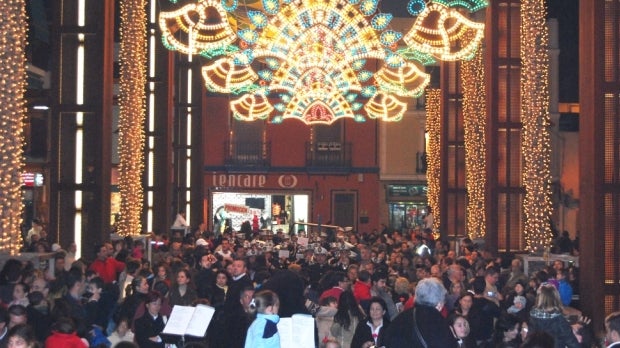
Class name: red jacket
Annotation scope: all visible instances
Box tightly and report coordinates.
[353,280,372,304]
[45,331,88,348]
[88,257,125,284]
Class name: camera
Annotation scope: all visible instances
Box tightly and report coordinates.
[487,291,495,297]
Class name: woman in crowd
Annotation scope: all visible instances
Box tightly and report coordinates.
[492,313,521,347]
[350,297,390,348]
[134,291,166,348]
[168,269,197,307]
[454,292,475,318]
[528,283,580,348]
[331,290,366,348]
[449,314,476,348]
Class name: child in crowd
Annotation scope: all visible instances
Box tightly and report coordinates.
[107,317,135,348]
[245,290,281,348]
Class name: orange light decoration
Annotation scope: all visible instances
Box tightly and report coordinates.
[160,0,487,124]
[159,0,236,55]
[521,0,553,252]
[426,89,442,231]
[403,2,485,61]
[461,43,486,239]
[0,0,26,254]
[118,0,147,236]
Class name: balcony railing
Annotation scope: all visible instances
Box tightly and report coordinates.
[306,141,352,169]
[224,141,271,167]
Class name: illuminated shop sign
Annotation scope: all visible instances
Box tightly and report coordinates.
[21,172,44,187]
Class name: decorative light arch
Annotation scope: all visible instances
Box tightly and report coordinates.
[159,0,487,125]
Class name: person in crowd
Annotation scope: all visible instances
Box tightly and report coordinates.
[331,290,366,348]
[605,311,620,348]
[88,244,125,285]
[115,275,149,329]
[454,292,475,318]
[369,272,398,321]
[383,277,457,348]
[45,317,88,348]
[244,290,281,348]
[320,271,350,304]
[493,313,522,348]
[446,280,465,313]
[350,297,390,348]
[210,270,229,309]
[7,324,40,348]
[193,254,215,300]
[469,276,501,347]
[392,277,414,314]
[314,296,338,344]
[134,291,166,348]
[9,283,29,307]
[106,317,134,348]
[352,270,372,306]
[168,269,197,307]
[528,282,580,348]
[25,291,50,343]
[7,305,28,331]
[449,314,476,348]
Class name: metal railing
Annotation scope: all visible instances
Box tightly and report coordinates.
[224,141,271,167]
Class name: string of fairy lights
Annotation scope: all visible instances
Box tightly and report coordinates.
[426,89,442,232]
[521,0,553,252]
[117,0,147,236]
[0,0,26,255]
[461,44,487,239]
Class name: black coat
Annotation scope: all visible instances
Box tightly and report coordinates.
[350,319,389,348]
[382,305,458,348]
[134,312,166,348]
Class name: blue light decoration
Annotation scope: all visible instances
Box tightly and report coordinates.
[159,0,487,124]
[357,71,373,82]
[261,0,280,15]
[359,0,379,16]
[371,13,393,30]
[258,70,273,81]
[221,0,238,12]
[233,49,254,65]
[380,30,403,47]
[238,29,258,45]
[408,0,426,15]
[248,10,269,29]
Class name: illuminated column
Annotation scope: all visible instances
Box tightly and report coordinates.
[521,0,553,252]
[426,89,441,231]
[462,45,487,239]
[118,0,147,236]
[0,0,26,254]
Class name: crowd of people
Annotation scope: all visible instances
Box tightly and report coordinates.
[1,222,617,348]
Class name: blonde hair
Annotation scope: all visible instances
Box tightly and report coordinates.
[394,277,410,295]
[248,289,280,315]
[534,283,563,312]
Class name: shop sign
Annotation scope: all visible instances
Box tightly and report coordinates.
[387,184,427,198]
[213,174,267,188]
[224,203,250,214]
[277,175,298,188]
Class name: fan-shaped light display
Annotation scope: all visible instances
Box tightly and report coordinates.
[159,0,487,124]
